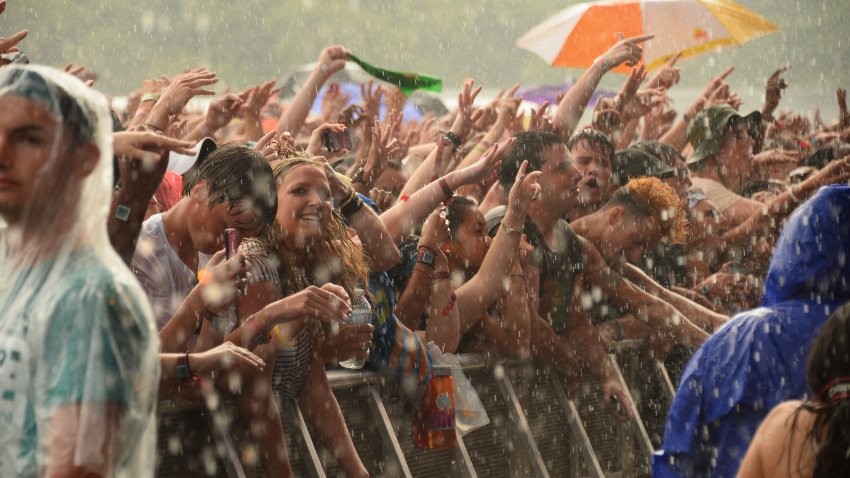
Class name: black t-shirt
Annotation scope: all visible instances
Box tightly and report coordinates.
[485,206,584,334]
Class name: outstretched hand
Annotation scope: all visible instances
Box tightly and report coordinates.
[157,68,218,117]
[453,137,516,187]
[449,79,484,141]
[594,32,654,72]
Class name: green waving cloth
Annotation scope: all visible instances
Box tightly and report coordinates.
[349,55,442,96]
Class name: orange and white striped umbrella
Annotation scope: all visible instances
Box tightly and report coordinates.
[516,0,779,73]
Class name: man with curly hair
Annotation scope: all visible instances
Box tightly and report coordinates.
[571,178,727,344]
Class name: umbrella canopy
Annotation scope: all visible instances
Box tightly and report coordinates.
[516,0,779,73]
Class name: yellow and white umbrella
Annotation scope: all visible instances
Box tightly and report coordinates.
[516,0,779,73]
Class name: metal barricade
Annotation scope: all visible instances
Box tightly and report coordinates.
[155,345,669,477]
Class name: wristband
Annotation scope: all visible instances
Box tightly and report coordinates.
[351,166,366,184]
[340,194,364,217]
[110,201,145,223]
[443,131,462,151]
[434,271,452,282]
[337,188,357,208]
[140,93,161,103]
[416,248,436,268]
[438,177,453,198]
[175,353,193,380]
[613,319,625,341]
[501,222,522,237]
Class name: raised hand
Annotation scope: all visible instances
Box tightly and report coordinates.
[307,123,349,157]
[63,64,97,86]
[0,28,26,54]
[763,65,790,117]
[205,93,243,131]
[253,130,281,162]
[593,32,654,72]
[240,79,278,120]
[699,67,735,105]
[591,97,623,135]
[321,83,352,122]
[156,68,218,118]
[838,88,849,129]
[368,188,395,212]
[449,79,484,141]
[360,80,383,122]
[646,52,681,90]
[507,159,543,216]
[349,117,400,189]
[316,45,351,78]
[113,131,193,161]
[452,137,516,187]
[528,102,554,132]
[420,208,452,250]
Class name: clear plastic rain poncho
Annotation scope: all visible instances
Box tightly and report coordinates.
[0,65,160,477]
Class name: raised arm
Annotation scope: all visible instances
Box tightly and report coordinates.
[398,79,482,198]
[276,46,351,136]
[380,139,507,245]
[323,161,401,271]
[552,33,653,141]
[108,131,193,265]
[455,158,540,320]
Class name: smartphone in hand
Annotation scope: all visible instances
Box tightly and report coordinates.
[322,128,352,153]
[224,228,240,260]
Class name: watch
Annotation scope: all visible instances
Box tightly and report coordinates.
[416,247,436,268]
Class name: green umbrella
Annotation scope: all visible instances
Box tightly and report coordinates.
[349,55,442,96]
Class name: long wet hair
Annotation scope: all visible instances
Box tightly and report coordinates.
[789,301,850,477]
[257,156,369,298]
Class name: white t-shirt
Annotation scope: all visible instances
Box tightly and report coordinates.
[131,214,212,331]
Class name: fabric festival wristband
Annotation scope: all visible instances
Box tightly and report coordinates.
[140,93,161,103]
[439,178,453,198]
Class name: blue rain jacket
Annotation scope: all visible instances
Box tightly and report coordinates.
[653,185,850,478]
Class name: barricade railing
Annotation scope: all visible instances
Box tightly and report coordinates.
[155,342,676,477]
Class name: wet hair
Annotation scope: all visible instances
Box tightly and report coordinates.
[498,130,565,190]
[790,302,850,478]
[181,143,277,228]
[567,128,615,161]
[258,156,370,299]
[444,195,477,238]
[634,141,684,167]
[602,176,687,244]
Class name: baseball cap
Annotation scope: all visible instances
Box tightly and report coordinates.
[612,147,676,186]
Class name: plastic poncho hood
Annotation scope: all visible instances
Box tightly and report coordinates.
[654,185,850,478]
[0,65,160,477]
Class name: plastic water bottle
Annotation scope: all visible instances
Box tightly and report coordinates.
[339,288,371,369]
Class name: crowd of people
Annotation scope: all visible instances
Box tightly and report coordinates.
[1,1,850,475]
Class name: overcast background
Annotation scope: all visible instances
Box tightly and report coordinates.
[5,0,848,118]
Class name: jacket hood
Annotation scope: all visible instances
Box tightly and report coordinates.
[762,184,850,307]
